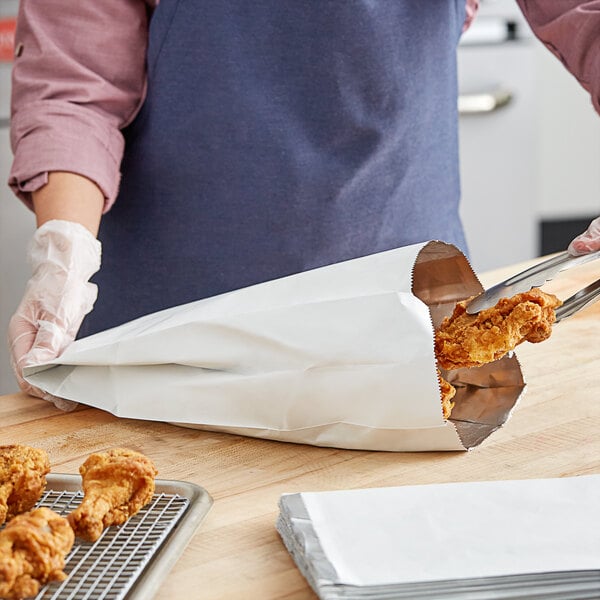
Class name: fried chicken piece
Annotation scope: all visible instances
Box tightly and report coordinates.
[438,370,456,419]
[0,507,74,599]
[67,448,158,542]
[0,446,50,527]
[435,288,562,371]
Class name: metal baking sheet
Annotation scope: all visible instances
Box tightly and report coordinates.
[13,473,213,600]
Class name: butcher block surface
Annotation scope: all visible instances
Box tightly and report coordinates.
[1,256,600,600]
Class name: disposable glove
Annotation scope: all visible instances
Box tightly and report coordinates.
[568,216,600,256]
[8,219,102,410]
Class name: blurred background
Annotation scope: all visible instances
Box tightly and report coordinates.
[1,0,599,394]
[457,0,600,272]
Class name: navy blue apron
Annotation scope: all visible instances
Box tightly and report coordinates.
[81,0,467,337]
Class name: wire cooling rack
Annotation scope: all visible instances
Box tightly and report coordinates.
[5,473,212,600]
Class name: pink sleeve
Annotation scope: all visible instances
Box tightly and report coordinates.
[9,0,155,212]
[516,1,600,115]
[463,0,480,33]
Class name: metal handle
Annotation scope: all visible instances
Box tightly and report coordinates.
[466,250,600,314]
[555,277,600,323]
[0,117,9,128]
[458,88,512,115]
[502,251,600,287]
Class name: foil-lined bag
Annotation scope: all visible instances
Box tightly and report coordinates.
[24,241,525,451]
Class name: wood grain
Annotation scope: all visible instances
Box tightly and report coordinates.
[1,257,600,599]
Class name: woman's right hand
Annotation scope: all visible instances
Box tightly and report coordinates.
[8,219,102,410]
[568,216,600,256]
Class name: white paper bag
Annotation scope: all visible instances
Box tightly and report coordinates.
[24,241,525,451]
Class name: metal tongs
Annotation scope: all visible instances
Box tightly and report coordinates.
[466,250,600,322]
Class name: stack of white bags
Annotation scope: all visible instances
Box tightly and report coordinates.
[277,475,600,600]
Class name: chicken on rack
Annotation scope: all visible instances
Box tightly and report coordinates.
[67,448,158,542]
[0,445,50,527]
[0,507,74,599]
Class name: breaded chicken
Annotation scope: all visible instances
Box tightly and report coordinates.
[0,446,50,527]
[0,507,74,599]
[437,370,456,419]
[68,448,158,542]
[435,288,561,371]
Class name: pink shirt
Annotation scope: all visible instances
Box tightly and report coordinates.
[8,0,600,211]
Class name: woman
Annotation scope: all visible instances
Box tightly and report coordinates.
[7,0,600,402]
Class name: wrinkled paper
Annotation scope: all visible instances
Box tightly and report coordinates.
[24,241,525,451]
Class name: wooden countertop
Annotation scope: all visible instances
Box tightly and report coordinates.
[2,257,600,599]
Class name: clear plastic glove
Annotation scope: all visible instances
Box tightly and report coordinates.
[8,220,102,410]
[568,216,600,256]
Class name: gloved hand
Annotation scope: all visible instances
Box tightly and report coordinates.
[568,216,600,256]
[8,219,102,410]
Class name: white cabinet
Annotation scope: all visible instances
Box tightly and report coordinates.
[458,38,538,273]
[533,44,600,221]
[458,1,600,273]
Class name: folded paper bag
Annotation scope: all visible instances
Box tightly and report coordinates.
[24,241,525,451]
